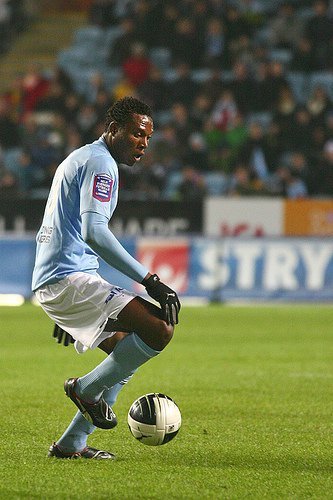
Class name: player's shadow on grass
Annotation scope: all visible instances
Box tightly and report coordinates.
[170,451,332,473]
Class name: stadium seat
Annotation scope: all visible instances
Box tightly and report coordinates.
[149,47,171,71]
[73,25,105,48]
[102,67,123,88]
[269,49,293,65]
[205,172,229,196]
[162,171,182,199]
[286,72,308,102]
[154,110,173,126]
[3,148,22,176]
[58,46,93,69]
[191,69,211,83]
[309,72,333,100]
[247,112,273,128]
[105,25,124,51]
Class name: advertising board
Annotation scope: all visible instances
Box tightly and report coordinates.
[1,237,333,302]
[284,200,333,236]
[204,198,284,237]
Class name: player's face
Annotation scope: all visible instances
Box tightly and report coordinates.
[112,113,154,166]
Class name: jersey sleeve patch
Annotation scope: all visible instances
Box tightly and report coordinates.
[92,174,113,202]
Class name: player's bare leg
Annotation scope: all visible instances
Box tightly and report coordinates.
[64,297,174,431]
[111,296,174,351]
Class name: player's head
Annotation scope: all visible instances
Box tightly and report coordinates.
[104,97,154,166]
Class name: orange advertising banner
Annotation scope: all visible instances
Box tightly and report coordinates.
[284,200,333,236]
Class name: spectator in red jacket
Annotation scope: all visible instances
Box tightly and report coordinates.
[122,42,151,87]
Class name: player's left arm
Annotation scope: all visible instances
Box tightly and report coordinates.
[81,212,181,325]
[79,158,180,324]
[81,210,148,283]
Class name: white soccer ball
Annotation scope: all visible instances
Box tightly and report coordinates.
[128,393,181,446]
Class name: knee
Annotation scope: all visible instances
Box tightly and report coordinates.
[154,320,174,351]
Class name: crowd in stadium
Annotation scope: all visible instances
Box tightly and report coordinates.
[1,0,333,201]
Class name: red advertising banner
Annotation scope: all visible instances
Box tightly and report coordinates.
[135,238,189,293]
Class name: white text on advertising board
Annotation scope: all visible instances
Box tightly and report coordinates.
[198,241,333,290]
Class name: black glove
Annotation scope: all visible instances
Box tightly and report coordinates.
[143,274,181,326]
[53,323,75,346]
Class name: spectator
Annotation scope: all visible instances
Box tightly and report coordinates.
[16,149,43,194]
[265,60,290,108]
[306,85,333,125]
[228,162,267,196]
[107,17,137,66]
[63,126,83,156]
[0,0,10,55]
[228,33,256,69]
[35,81,67,115]
[305,0,333,70]
[0,167,18,198]
[177,165,207,201]
[236,0,266,29]
[29,129,60,173]
[285,174,308,198]
[199,64,224,103]
[2,0,333,200]
[273,84,298,151]
[151,122,182,171]
[210,89,239,132]
[62,92,81,126]
[222,112,248,155]
[238,121,271,180]
[324,111,333,140]
[3,72,24,120]
[290,36,316,73]
[307,139,333,195]
[94,88,112,122]
[75,103,98,143]
[122,41,151,87]
[288,150,311,187]
[227,60,256,114]
[169,17,201,68]
[192,1,213,58]
[137,65,169,112]
[183,132,210,171]
[88,0,118,27]
[85,71,107,105]
[154,2,178,49]
[289,106,314,154]
[223,5,253,68]
[0,96,21,150]
[130,0,156,48]
[190,93,213,131]
[267,2,305,50]
[169,102,193,160]
[204,17,225,67]
[263,119,284,172]
[111,73,136,102]
[168,61,199,108]
[308,124,328,164]
[253,61,273,111]
[268,164,308,198]
[21,63,50,118]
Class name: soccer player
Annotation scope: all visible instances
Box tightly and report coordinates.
[32,96,181,460]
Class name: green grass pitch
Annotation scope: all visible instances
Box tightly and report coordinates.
[1,303,332,499]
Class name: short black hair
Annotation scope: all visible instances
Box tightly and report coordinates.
[105,96,152,131]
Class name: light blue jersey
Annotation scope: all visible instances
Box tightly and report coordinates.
[32,137,147,291]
